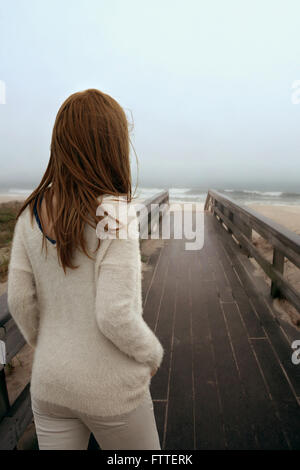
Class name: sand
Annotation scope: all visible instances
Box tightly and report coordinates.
[246,204,300,236]
[0,194,28,204]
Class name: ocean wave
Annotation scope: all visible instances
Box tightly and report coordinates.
[221,189,300,198]
[169,187,191,194]
[241,190,283,197]
[170,194,207,200]
[136,187,164,194]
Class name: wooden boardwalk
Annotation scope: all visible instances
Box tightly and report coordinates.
[142,209,300,450]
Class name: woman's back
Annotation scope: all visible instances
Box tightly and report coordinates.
[8,196,163,417]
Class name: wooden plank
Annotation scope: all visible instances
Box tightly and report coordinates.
[0,384,32,450]
[0,417,16,450]
[153,400,166,449]
[209,215,266,338]
[142,241,169,330]
[222,302,289,449]
[233,293,266,339]
[251,294,300,397]
[221,233,300,397]
[209,218,245,291]
[205,281,258,449]
[189,251,226,449]
[203,222,235,303]
[275,316,300,345]
[4,318,26,364]
[209,258,234,303]
[0,369,10,421]
[141,241,163,306]
[252,339,300,449]
[164,237,194,450]
[150,241,176,401]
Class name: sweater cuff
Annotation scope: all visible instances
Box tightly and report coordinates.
[145,337,164,370]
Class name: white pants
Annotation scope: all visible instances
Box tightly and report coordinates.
[31,392,161,450]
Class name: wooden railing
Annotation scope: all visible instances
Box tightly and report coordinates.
[205,189,300,313]
[0,190,169,450]
[136,190,169,239]
[0,294,31,450]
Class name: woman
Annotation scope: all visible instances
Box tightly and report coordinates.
[7,89,164,450]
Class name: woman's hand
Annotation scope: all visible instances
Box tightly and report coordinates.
[151,367,158,377]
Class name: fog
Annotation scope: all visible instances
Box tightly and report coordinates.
[1,0,300,192]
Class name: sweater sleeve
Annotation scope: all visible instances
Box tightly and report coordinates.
[7,216,39,349]
[95,224,164,371]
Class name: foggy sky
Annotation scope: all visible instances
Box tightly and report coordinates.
[1,0,300,192]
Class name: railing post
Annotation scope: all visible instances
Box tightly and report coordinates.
[0,368,10,421]
[233,215,252,256]
[204,193,211,211]
[214,200,223,225]
[224,207,233,234]
[271,248,285,298]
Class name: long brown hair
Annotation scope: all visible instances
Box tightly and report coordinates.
[17,88,137,272]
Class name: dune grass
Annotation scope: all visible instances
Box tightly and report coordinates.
[0,201,23,282]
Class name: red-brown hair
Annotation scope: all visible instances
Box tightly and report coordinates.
[17,88,137,272]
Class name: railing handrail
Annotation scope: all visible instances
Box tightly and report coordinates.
[135,189,169,208]
[205,189,300,257]
[205,189,300,314]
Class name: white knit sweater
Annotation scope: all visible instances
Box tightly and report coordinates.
[7,197,164,416]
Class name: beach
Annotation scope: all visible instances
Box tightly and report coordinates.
[0,193,28,204]
[247,203,300,236]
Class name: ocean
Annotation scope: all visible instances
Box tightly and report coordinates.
[135,187,300,206]
[2,187,300,206]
